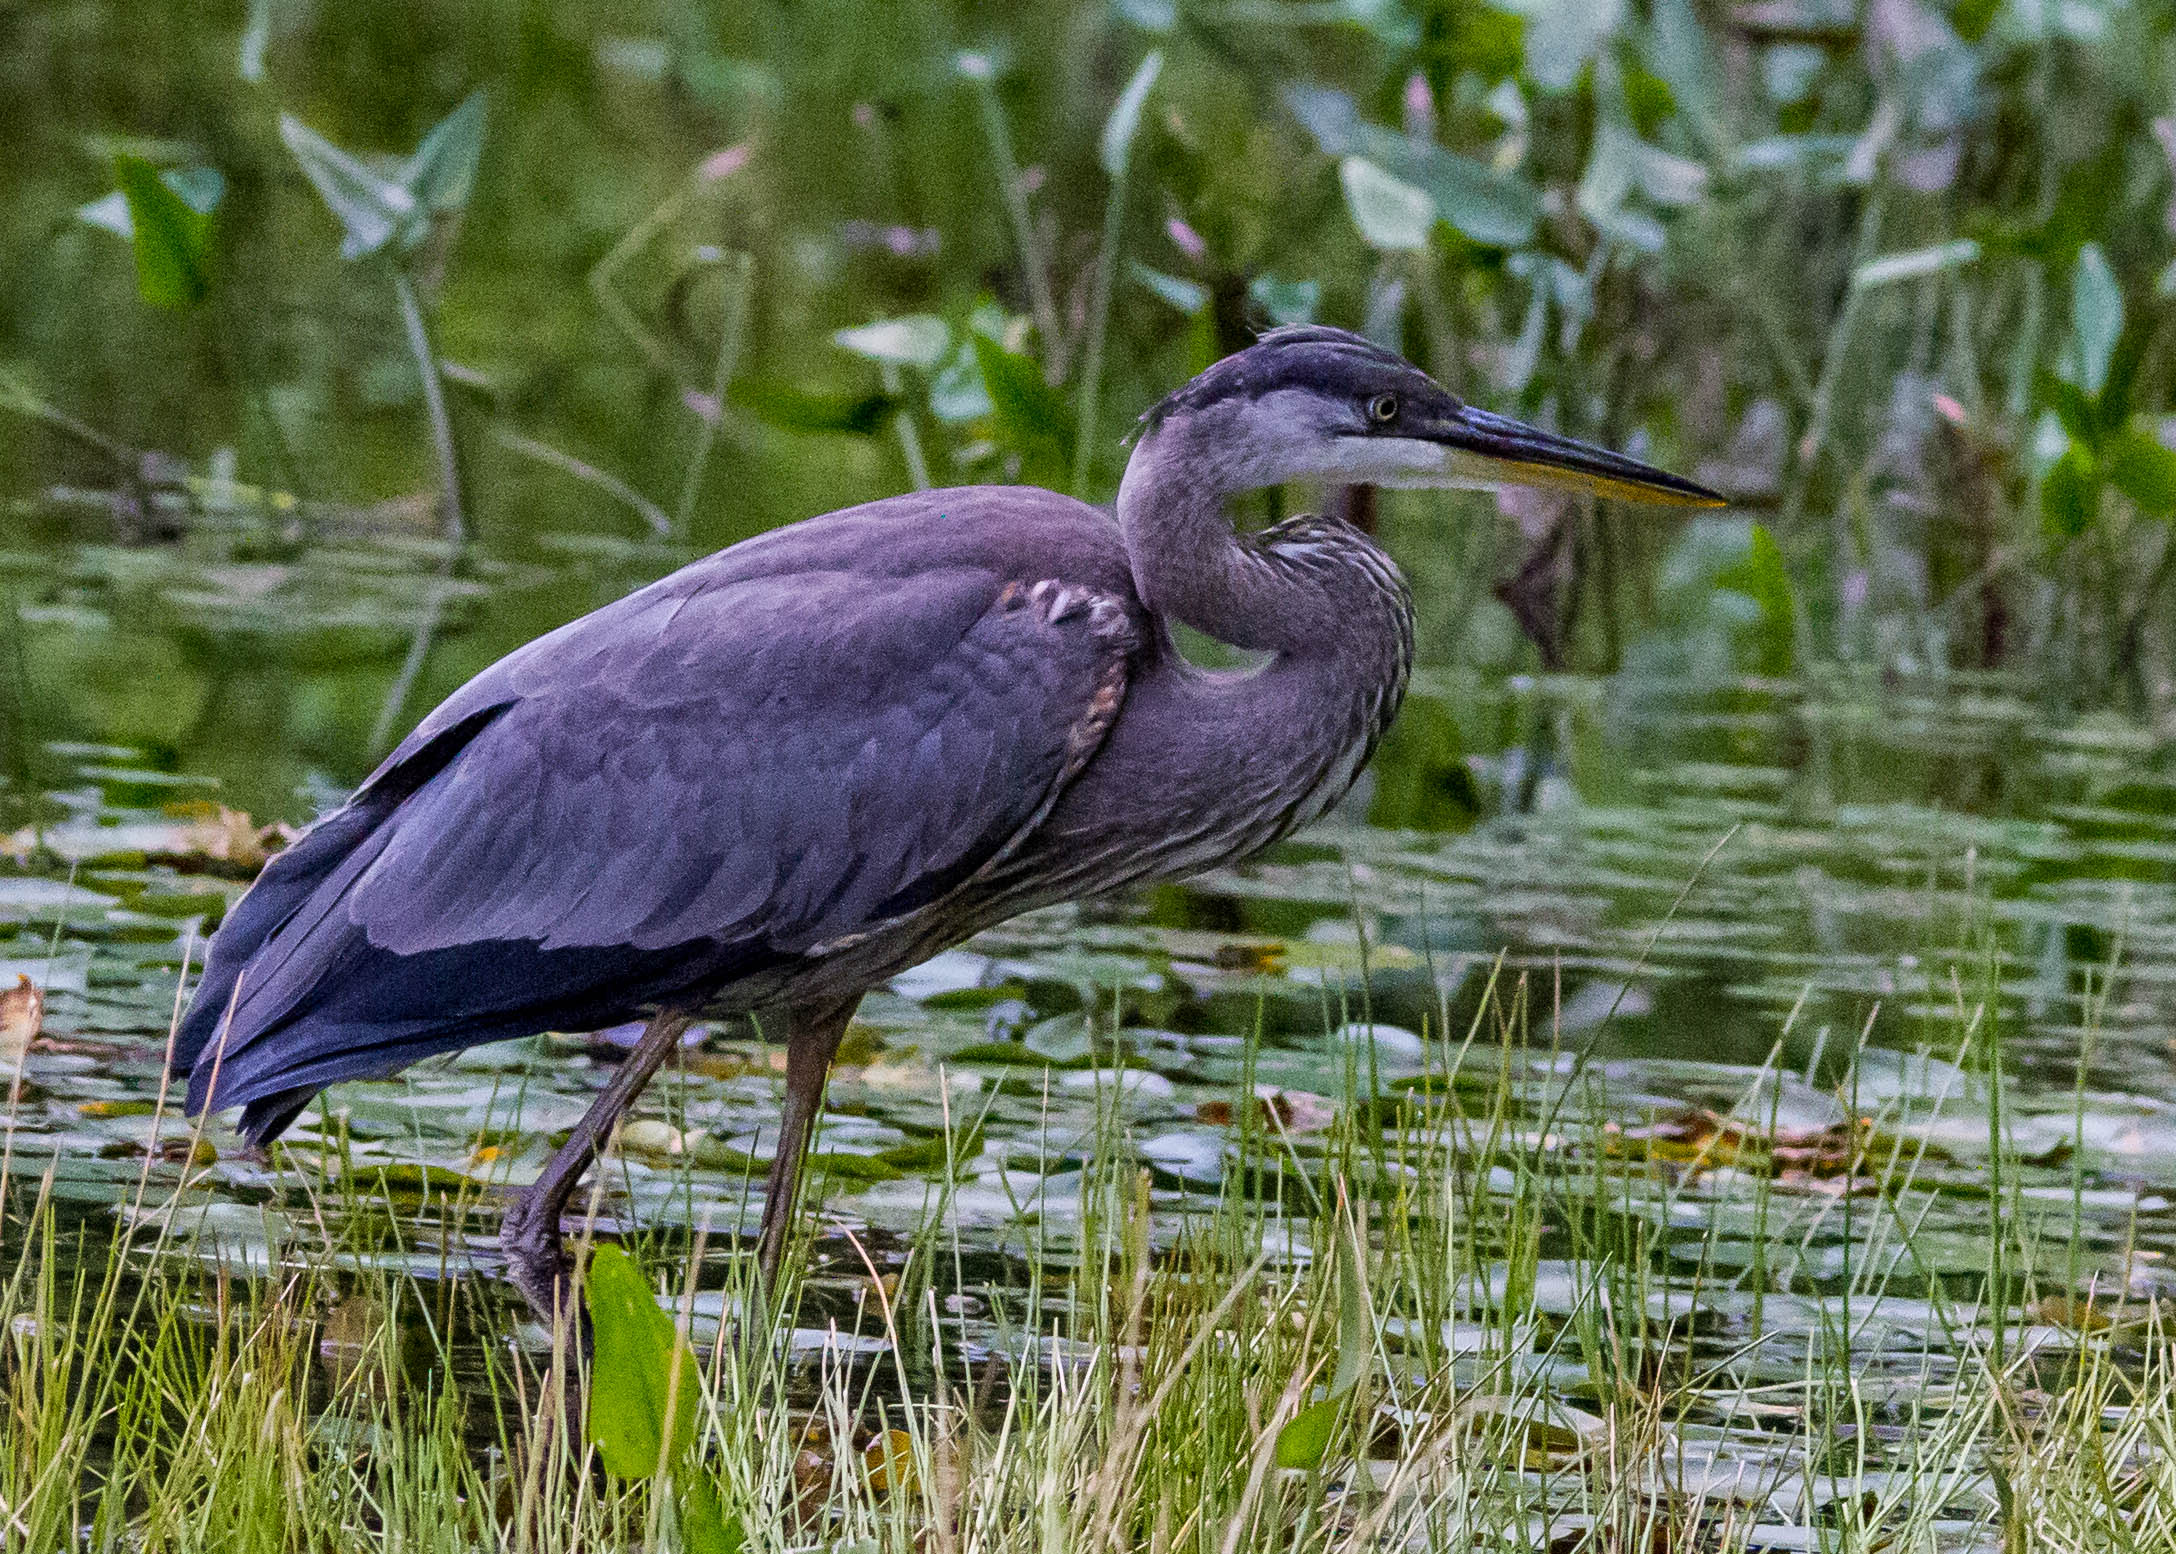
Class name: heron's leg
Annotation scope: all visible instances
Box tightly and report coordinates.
[753,996,858,1292]
[500,1005,696,1328]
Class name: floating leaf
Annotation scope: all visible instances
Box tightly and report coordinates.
[1099,51,1163,180]
[1339,157,1434,252]
[114,156,222,310]
[585,1244,702,1480]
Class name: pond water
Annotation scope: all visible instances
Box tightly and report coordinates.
[8,509,2176,1540]
[7,512,2176,1291]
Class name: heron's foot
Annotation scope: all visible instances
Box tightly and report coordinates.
[500,1191,588,1347]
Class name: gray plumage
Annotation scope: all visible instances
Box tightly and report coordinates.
[171,326,1717,1319]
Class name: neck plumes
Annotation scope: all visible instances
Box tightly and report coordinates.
[1115,420,1411,668]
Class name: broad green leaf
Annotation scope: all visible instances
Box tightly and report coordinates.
[280,114,413,260]
[2041,444,2100,540]
[1130,264,1208,315]
[1853,240,1979,289]
[834,315,950,370]
[1339,157,1434,252]
[1273,1396,1342,1469]
[115,156,221,310]
[1248,273,1319,325]
[2071,244,2123,397]
[1510,0,1624,91]
[2034,371,2099,447]
[2105,427,2176,518]
[401,91,488,233]
[1713,522,1797,676]
[1021,1011,1093,1065]
[1286,87,1536,247]
[676,1475,746,1554]
[1099,51,1163,180]
[970,331,1072,481]
[585,1244,702,1480]
[727,378,894,435]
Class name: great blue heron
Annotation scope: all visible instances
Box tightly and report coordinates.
[172,326,1719,1323]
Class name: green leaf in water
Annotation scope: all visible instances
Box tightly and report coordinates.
[584,1243,702,1480]
[114,157,222,310]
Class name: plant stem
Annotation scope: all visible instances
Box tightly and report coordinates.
[392,266,467,545]
[969,74,1065,377]
[675,250,753,539]
[1072,172,1129,498]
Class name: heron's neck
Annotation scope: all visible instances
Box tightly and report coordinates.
[1117,425,1364,654]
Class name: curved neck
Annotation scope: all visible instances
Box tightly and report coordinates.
[1115,423,1347,653]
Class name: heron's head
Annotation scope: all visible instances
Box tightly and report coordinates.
[1136,325,1722,507]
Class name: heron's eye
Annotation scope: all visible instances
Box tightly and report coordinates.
[1367,393,1399,426]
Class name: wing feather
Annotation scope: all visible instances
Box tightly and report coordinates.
[181,558,1137,1130]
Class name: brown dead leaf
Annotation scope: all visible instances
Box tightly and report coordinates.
[2038,1294,2112,1333]
[1196,1084,1336,1133]
[0,975,43,1057]
[153,802,297,876]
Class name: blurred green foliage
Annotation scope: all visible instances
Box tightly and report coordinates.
[1,0,2174,788]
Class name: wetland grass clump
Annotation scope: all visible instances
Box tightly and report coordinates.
[1,967,2170,1553]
